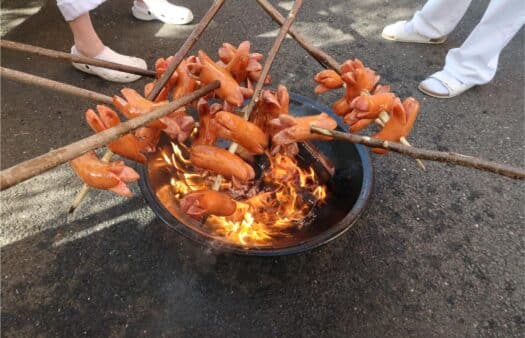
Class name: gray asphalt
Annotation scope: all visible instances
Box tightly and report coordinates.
[1,0,524,336]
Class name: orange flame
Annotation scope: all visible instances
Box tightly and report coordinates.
[161,142,328,246]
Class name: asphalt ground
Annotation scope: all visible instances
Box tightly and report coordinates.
[1,0,524,336]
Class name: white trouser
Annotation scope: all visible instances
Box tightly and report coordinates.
[411,0,525,85]
[57,0,107,21]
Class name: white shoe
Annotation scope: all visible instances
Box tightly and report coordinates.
[71,46,147,83]
[418,71,475,98]
[382,20,447,44]
[132,0,193,25]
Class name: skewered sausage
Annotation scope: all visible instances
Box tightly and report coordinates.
[113,88,195,141]
[270,113,338,145]
[85,105,148,164]
[372,97,420,154]
[190,145,255,181]
[70,151,139,197]
[180,190,237,218]
[250,85,290,133]
[314,69,344,94]
[187,50,245,107]
[211,111,268,154]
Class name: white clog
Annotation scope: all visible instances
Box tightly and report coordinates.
[132,0,193,25]
[382,20,447,44]
[71,46,147,83]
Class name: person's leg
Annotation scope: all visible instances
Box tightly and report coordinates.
[411,0,472,38]
[68,12,104,57]
[382,0,471,43]
[56,0,147,82]
[443,0,525,85]
[419,0,525,97]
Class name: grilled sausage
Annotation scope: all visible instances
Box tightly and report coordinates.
[211,111,268,154]
[190,145,255,181]
[70,151,139,197]
[180,190,237,218]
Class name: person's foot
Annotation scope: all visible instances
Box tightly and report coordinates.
[71,46,147,83]
[418,71,475,98]
[132,0,193,25]
[382,20,447,44]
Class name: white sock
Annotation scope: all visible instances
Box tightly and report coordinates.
[420,78,449,96]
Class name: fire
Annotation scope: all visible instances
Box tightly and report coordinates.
[160,142,328,246]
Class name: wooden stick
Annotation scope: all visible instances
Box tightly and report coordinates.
[0,81,220,190]
[400,137,426,170]
[0,67,113,104]
[256,0,342,74]
[0,40,156,78]
[310,126,525,180]
[211,0,304,191]
[147,0,226,99]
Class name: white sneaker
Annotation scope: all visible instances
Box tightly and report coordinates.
[132,0,193,25]
[71,46,147,83]
[382,20,447,44]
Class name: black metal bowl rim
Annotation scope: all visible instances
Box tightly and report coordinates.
[138,93,374,256]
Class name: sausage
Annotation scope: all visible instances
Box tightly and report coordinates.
[271,113,338,145]
[172,59,198,100]
[218,41,270,86]
[314,69,344,94]
[112,89,166,130]
[113,88,195,142]
[70,151,139,197]
[85,106,148,164]
[350,92,397,120]
[250,85,290,133]
[180,190,237,218]
[190,145,255,181]
[211,111,268,154]
[332,96,352,116]
[219,41,250,84]
[372,97,420,154]
[340,59,380,101]
[187,50,244,107]
[193,98,218,146]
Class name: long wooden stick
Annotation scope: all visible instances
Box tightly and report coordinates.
[256,0,341,73]
[311,126,525,180]
[148,0,226,99]
[211,0,304,191]
[0,81,220,190]
[0,40,156,78]
[0,67,113,104]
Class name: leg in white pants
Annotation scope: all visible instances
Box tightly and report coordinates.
[412,0,472,39]
[57,0,106,21]
[443,0,525,85]
[408,0,525,96]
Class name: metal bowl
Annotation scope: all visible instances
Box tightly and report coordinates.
[139,93,374,255]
